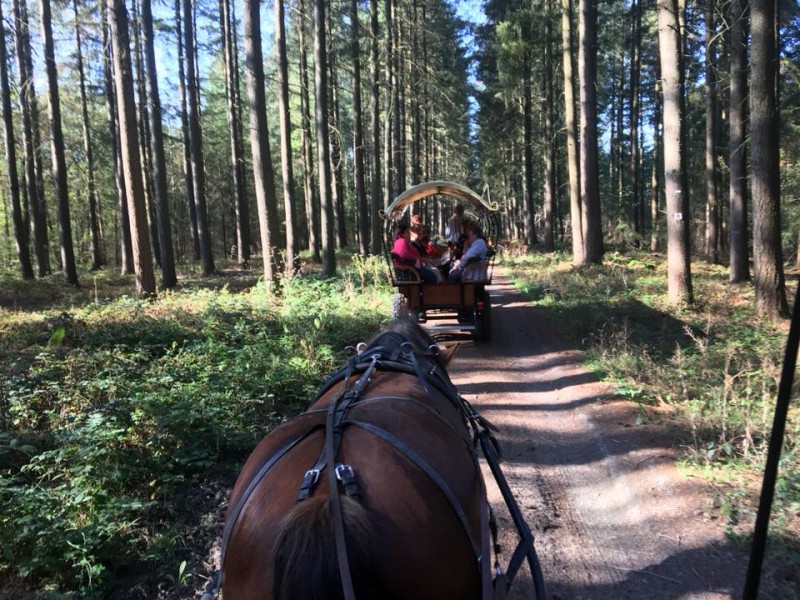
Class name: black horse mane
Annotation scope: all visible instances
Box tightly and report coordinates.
[362,318,446,369]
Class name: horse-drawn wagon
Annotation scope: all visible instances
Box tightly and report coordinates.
[383,181,499,341]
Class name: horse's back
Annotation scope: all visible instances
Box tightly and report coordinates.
[223,375,483,599]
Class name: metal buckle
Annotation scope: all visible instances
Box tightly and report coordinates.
[335,463,355,482]
[303,468,320,486]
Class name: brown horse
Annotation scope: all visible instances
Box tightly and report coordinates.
[213,319,494,599]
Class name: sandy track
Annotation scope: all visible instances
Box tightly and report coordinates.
[446,273,751,599]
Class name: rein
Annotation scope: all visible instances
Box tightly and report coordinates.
[202,329,546,600]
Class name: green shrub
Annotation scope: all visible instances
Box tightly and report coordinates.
[0,273,393,596]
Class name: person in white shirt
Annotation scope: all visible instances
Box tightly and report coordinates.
[447,222,488,282]
[445,204,466,244]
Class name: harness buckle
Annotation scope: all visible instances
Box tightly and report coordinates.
[303,468,320,486]
[335,463,355,482]
[335,463,361,499]
[297,468,321,501]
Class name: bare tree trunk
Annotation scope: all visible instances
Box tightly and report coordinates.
[39,0,78,285]
[704,0,719,264]
[391,0,403,195]
[140,0,176,287]
[298,0,320,262]
[657,0,693,304]
[561,0,583,263]
[0,0,33,279]
[176,0,199,261]
[220,0,250,266]
[107,0,156,296]
[383,0,394,209]
[276,0,298,271]
[183,0,214,274]
[131,0,160,271]
[351,0,368,255]
[410,0,420,187]
[629,0,642,234]
[102,0,133,273]
[14,0,49,275]
[327,22,347,249]
[650,70,663,253]
[523,67,536,247]
[578,0,602,263]
[368,0,382,255]
[750,0,787,318]
[243,0,282,280]
[72,0,103,271]
[729,0,749,282]
[542,12,556,252]
[315,0,336,275]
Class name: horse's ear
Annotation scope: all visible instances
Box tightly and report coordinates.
[438,343,460,367]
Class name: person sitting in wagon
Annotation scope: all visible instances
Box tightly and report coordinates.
[445,203,467,245]
[392,222,441,283]
[447,222,489,282]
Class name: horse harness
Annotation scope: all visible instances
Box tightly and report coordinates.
[202,331,545,600]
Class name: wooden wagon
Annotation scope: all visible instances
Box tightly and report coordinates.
[383,181,499,341]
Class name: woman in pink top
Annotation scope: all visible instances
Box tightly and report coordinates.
[392,223,440,283]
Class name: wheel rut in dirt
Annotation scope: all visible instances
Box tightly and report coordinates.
[445,272,752,600]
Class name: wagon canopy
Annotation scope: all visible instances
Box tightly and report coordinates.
[381,180,498,221]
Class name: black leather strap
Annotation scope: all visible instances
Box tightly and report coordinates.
[348,419,482,561]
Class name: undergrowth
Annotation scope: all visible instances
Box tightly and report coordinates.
[0,257,393,598]
[505,251,800,552]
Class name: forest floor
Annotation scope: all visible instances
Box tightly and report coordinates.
[446,272,789,599]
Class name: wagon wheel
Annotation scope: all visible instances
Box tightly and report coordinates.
[472,290,492,342]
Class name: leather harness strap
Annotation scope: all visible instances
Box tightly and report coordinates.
[206,423,322,599]
[348,419,482,556]
[325,388,358,600]
[206,330,546,600]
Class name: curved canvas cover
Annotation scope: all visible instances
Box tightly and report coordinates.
[382,180,497,221]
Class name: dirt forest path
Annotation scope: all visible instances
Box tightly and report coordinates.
[446,272,753,600]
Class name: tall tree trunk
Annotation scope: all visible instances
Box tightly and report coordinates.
[72,0,102,271]
[132,0,160,271]
[629,0,642,234]
[183,0,214,274]
[141,0,177,287]
[327,21,347,249]
[704,0,719,264]
[0,0,33,279]
[315,0,336,275]
[410,0,420,187]
[382,0,394,208]
[523,67,536,247]
[243,0,282,280]
[750,0,787,318]
[298,0,320,262]
[107,0,156,296]
[657,0,693,304]
[729,0,749,282]
[102,0,133,273]
[561,0,583,264]
[39,0,78,285]
[578,0,602,263]
[14,0,49,275]
[650,66,663,253]
[351,0,368,255]
[175,0,198,260]
[391,0,403,194]
[369,0,382,255]
[276,0,298,271]
[542,13,556,252]
[220,0,250,266]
